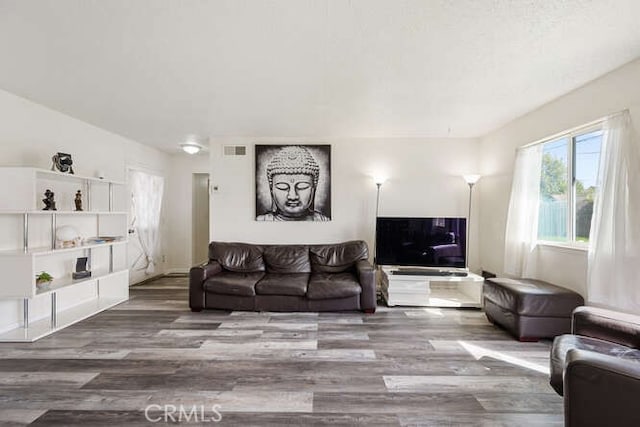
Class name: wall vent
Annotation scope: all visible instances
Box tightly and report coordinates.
[223,145,247,156]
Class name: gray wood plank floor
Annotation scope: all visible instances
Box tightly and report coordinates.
[0,276,563,426]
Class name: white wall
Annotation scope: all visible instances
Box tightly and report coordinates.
[210,137,482,268]
[479,58,640,297]
[0,88,171,331]
[165,152,210,273]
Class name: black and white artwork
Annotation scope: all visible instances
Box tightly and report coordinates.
[255,145,331,221]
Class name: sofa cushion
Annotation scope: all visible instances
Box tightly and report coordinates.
[255,273,309,296]
[483,278,584,317]
[209,242,265,272]
[550,334,640,395]
[203,271,264,296]
[263,245,311,273]
[307,272,362,300]
[309,240,368,273]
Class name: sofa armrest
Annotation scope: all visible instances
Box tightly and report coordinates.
[564,349,640,427]
[189,261,222,310]
[355,260,376,313]
[572,306,640,348]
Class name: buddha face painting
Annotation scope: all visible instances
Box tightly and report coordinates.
[271,173,316,218]
[255,145,331,222]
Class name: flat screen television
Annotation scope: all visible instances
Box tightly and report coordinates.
[375,217,467,268]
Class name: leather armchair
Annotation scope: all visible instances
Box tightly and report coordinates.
[550,306,640,427]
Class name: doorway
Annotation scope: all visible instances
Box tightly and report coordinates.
[192,173,210,265]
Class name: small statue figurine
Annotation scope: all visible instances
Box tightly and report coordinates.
[51,152,74,174]
[42,189,57,211]
[74,190,83,211]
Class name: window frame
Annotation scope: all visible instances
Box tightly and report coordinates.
[537,123,603,247]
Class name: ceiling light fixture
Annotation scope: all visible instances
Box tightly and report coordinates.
[180,143,202,155]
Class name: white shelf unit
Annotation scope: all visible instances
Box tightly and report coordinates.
[380,266,484,308]
[0,167,129,342]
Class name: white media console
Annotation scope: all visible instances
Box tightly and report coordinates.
[379,266,484,308]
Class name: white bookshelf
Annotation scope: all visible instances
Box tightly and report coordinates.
[0,167,129,342]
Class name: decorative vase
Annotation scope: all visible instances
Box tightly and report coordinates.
[36,280,51,289]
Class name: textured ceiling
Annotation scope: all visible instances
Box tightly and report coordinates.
[1,0,640,152]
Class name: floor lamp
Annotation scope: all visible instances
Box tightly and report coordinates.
[373,177,385,266]
[463,174,481,270]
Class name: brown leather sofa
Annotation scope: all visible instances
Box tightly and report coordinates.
[189,240,376,313]
[550,306,640,427]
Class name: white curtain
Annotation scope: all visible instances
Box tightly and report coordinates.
[130,170,164,274]
[588,111,640,311]
[503,144,543,277]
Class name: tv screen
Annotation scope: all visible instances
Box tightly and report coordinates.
[375,217,467,268]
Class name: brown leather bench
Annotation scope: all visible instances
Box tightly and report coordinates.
[483,278,584,341]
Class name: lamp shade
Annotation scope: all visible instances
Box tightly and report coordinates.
[373,175,387,185]
[463,174,481,185]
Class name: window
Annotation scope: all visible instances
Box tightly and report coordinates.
[537,127,603,244]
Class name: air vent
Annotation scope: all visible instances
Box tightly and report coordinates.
[223,145,247,156]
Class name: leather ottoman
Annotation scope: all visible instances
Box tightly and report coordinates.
[483,278,584,341]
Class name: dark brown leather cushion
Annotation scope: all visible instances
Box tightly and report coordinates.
[255,273,309,296]
[550,334,640,395]
[309,240,369,273]
[484,278,584,317]
[307,272,362,300]
[209,242,265,272]
[203,271,264,296]
[263,245,311,273]
[573,306,640,348]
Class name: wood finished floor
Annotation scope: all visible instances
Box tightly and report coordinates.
[0,276,563,426]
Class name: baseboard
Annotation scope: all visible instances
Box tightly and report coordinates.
[165,268,189,275]
[130,270,189,286]
[130,273,165,286]
[0,321,20,335]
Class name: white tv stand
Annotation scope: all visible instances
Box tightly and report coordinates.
[379,266,484,308]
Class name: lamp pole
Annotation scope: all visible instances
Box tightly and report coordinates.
[374,182,382,266]
[466,181,474,269]
[462,175,481,270]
